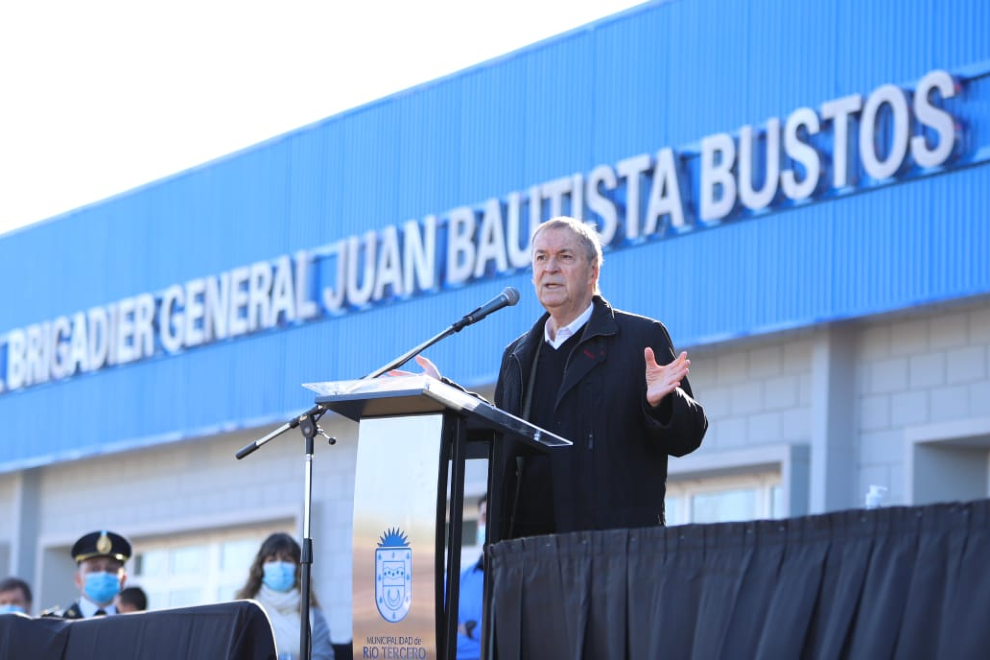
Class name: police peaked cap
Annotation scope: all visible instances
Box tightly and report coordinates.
[71,530,132,563]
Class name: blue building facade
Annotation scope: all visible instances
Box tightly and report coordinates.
[2,0,989,640]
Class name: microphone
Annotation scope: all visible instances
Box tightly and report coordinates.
[359,286,521,380]
[452,287,520,331]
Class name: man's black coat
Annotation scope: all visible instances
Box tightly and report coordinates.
[493,296,708,537]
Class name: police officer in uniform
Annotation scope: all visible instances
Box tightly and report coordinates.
[57,530,132,619]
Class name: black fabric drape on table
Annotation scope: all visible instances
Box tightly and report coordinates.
[0,614,71,658]
[488,500,990,659]
[0,600,277,660]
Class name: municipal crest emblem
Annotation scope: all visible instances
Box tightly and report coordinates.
[375,527,412,623]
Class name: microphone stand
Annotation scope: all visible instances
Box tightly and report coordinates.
[237,403,334,660]
[234,288,516,660]
[296,412,322,660]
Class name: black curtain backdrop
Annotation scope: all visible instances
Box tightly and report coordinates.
[488,500,990,659]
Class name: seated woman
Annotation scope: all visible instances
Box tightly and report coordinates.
[235,533,334,660]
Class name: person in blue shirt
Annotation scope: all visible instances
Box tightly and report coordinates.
[456,495,487,660]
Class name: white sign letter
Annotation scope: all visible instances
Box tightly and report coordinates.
[700,133,737,221]
[644,148,686,235]
[860,84,910,180]
[446,207,476,286]
[782,107,822,201]
[912,69,958,169]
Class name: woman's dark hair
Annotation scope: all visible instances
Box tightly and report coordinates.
[234,532,320,607]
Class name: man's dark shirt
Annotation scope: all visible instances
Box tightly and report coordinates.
[512,330,583,536]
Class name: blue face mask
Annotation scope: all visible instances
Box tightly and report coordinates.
[476,523,486,546]
[262,561,296,592]
[0,604,26,615]
[83,571,121,605]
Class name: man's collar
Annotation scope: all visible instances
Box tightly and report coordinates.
[79,596,116,618]
[544,301,594,349]
[511,296,614,361]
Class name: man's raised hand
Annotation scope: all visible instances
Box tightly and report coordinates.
[644,348,689,407]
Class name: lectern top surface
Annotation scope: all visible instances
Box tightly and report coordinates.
[304,375,571,448]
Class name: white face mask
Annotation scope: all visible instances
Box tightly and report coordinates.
[476,523,486,546]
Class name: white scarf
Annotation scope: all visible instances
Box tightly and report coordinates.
[257,584,309,657]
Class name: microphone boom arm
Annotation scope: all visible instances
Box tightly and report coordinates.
[360,323,458,381]
[235,286,519,458]
[362,286,520,379]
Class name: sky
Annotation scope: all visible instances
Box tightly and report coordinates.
[0,0,646,238]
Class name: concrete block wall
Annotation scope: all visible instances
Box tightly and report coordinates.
[855,297,990,506]
[687,334,815,454]
[681,295,990,514]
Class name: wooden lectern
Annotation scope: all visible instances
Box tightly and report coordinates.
[309,375,569,660]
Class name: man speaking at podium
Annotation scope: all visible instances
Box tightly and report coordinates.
[415,216,708,538]
[492,216,707,538]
